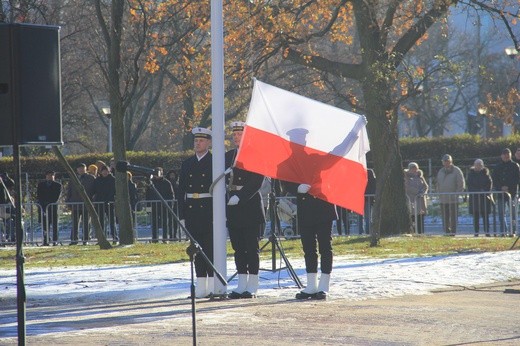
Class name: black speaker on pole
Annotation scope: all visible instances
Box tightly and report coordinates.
[0,23,62,146]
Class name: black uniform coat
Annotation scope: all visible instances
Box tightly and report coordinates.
[225,149,265,228]
[178,152,213,233]
[282,181,337,226]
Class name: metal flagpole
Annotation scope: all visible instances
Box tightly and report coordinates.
[211,0,227,296]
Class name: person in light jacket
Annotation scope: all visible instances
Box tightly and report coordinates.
[436,154,465,235]
[404,162,429,234]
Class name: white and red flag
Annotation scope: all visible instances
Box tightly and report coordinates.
[235,80,370,215]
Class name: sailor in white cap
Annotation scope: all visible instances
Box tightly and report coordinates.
[225,121,265,299]
[178,127,214,298]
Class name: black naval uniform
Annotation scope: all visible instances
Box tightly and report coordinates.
[178,152,214,278]
[282,182,337,274]
[225,149,265,275]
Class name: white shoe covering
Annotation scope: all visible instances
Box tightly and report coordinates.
[245,274,259,294]
[302,273,318,294]
[195,277,207,298]
[318,273,330,293]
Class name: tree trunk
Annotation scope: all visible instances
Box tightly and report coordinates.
[96,0,134,245]
[361,82,412,243]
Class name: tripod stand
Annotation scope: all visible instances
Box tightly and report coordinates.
[144,176,227,346]
[259,180,302,288]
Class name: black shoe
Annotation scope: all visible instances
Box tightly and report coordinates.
[82,241,89,245]
[69,242,78,246]
[295,291,317,300]
[241,291,256,299]
[228,291,242,299]
[314,291,328,300]
[474,233,479,237]
[42,242,49,246]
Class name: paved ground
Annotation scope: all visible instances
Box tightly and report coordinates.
[1,280,519,345]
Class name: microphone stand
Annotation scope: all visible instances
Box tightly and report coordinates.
[144,175,227,346]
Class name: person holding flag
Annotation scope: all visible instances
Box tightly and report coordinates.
[278,127,338,300]
[225,121,265,299]
[233,80,370,300]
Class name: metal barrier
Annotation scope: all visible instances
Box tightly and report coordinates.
[409,191,514,236]
[0,202,43,246]
[134,199,183,242]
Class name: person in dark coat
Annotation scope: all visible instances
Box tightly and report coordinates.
[178,127,214,298]
[467,159,493,237]
[146,167,175,243]
[127,171,138,221]
[0,172,14,205]
[492,148,519,236]
[282,180,337,300]
[93,165,117,243]
[165,169,180,240]
[225,121,265,299]
[37,170,62,245]
[66,163,95,245]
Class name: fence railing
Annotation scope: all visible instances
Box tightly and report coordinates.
[1,191,516,246]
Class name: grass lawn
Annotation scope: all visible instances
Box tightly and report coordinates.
[1,235,518,270]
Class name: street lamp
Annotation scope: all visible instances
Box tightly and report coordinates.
[101,107,112,153]
[477,105,487,138]
[505,46,518,59]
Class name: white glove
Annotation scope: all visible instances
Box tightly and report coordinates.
[179,219,185,228]
[227,195,240,206]
[297,184,311,194]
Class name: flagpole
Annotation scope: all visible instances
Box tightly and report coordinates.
[211,0,227,296]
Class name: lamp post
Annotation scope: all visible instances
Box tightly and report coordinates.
[477,105,487,138]
[101,107,112,152]
[505,46,518,59]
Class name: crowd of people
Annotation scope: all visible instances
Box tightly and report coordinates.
[2,131,520,300]
[404,148,520,237]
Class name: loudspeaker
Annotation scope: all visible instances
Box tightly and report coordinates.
[0,23,62,145]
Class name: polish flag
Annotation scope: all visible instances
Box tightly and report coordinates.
[235,80,370,215]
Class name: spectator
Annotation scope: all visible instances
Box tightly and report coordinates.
[67,163,95,245]
[0,172,15,243]
[436,154,465,236]
[146,167,174,243]
[362,168,376,234]
[467,159,493,237]
[87,164,98,177]
[492,148,519,237]
[404,162,429,234]
[127,171,138,221]
[93,165,117,244]
[36,170,62,245]
[165,169,180,240]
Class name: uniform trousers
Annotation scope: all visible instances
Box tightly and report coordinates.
[228,224,260,274]
[187,219,214,277]
[299,220,333,274]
